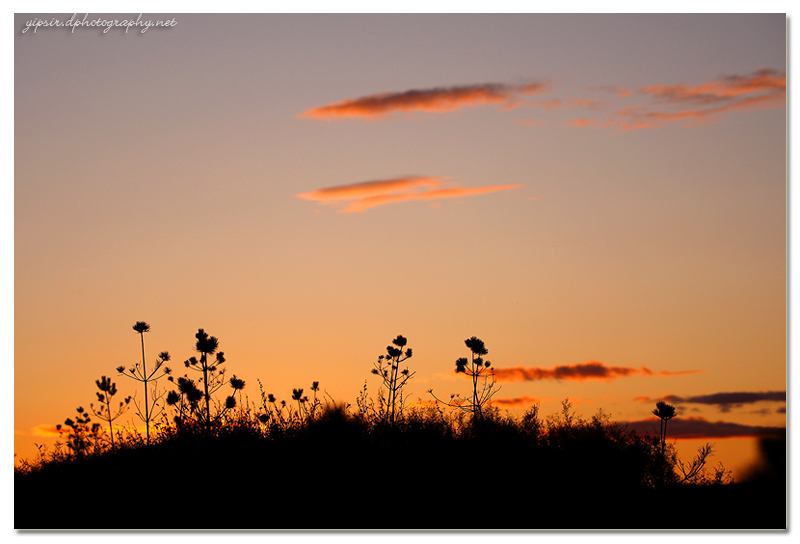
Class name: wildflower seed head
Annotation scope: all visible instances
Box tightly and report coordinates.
[133,321,151,334]
[195,329,219,355]
[230,376,245,390]
[386,346,402,359]
[465,336,488,356]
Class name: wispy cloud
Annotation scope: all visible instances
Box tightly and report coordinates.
[567,68,785,131]
[491,395,545,408]
[635,391,786,413]
[492,361,702,383]
[296,175,524,213]
[622,416,785,439]
[640,68,785,106]
[299,82,548,120]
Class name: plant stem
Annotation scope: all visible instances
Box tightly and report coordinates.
[140,331,150,445]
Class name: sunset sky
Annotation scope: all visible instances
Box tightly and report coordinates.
[12,10,788,483]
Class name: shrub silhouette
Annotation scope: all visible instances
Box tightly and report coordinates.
[55,406,101,460]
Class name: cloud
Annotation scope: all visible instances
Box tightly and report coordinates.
[299,82,548,120]
[635,391,786,413]
[640,68,785,106]
[296,175,524,213]
[567,68,785,131]
[491,395,544,408]
[622,416,785,439]
[31,424,63,437]
[492,361,702,383]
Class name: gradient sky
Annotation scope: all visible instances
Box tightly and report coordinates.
[13,12,787,480]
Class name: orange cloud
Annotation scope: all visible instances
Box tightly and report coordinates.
[641,68,785,106]
[299,82,548,120]
[296,176,445,202]
[493,361,702,383]
[567,68,785,131]
[297,176,524,213]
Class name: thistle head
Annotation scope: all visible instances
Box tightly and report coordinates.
[652,401,676,420]
[166,390,181,406]
[195,329,219,355]
[230,375,245,391]
[133,321,151,334]
[465,337,488,356]
[386,346,402,359]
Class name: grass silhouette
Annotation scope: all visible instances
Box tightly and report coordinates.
[14,325,786,530]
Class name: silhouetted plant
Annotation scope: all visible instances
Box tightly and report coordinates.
[256,379,285,428]
[371,335,414,426]
[117,321,172,445]
[428,336,500,419]
[168,329,227,423]
[90,376,131,447]
[166,329,243,428]
[55,406,101,459]
[166,376,204,423]
[652,400,676,454]
[355,380,377,423]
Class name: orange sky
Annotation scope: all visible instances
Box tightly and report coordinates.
[12,12,788,483]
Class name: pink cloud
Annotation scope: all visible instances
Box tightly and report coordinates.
[297,176,524,213]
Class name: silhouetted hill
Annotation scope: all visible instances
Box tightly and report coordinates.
[14,409,786,529]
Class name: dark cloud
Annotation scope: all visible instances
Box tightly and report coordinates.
[622,416,785,439]
[493,361,701,383]
[636,391,786,412]
[300,82,548,119]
